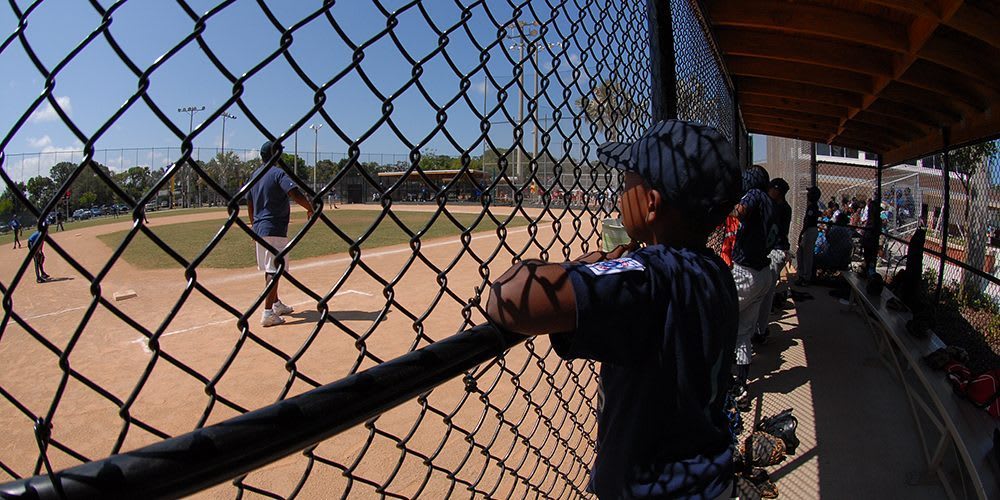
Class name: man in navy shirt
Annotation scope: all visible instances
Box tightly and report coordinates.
[487,120,741,498]
[729,165,774,411]
[10,216,22,249]
[246,140,314,327]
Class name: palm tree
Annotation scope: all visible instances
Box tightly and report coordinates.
[576,79,642,142]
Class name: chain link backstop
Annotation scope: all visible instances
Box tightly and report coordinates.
[0,1,746,497]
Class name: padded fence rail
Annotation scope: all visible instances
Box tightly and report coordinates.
[0,1,743,498]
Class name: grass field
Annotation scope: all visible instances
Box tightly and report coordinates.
[98,210,529,269]
[0,207,225,246]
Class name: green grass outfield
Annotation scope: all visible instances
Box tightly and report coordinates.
[0,207,224,246]
[97,210,529,269]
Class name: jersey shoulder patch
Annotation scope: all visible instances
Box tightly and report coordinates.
[584,257,645,276]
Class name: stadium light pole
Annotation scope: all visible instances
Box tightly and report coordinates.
[507,20,539,183]
[309,123,322,193]
[294,130,299,177]
[220,112,237,198]
[178,106,205,208]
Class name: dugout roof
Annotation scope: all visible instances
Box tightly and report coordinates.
[703,0,1000,164]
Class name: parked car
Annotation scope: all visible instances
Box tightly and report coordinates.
[90,206,104,217]
[113,203,129,214]
[144,202,157,212]
[159,201,169,209]
[0,223,9,234]
[72,209,92,220]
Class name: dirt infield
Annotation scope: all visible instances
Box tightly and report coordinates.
[0,203,606,498]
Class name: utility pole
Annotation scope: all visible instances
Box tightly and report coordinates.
[507,22,560,184]
[309,123,323,193]
[177,106,205,208]
[294,130,299,177]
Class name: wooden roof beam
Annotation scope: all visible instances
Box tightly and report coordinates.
[852,110,931,138]
[727,56,876,95]
[829,0,965,143]
[738,93,850,120]
[919,30,1000,92]
[737,76,866,110]
[751,124,885,154]
[741,105,842,128]
[945,3,1000,50]
[714,28,894,78]
[864,0,944,18]
[707,0,909,52]
[899,59,995,111]
[744,114,840,136]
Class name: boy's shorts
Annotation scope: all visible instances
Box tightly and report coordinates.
[255,236,290,274]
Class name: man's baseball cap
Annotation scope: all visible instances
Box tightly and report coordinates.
[770,178,790,195]
[260,140,283,161]
[597,119,741,229]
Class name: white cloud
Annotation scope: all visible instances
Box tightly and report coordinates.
[472,80,487,95]
[569,53,580,65]
[28,96,72,123]
[28,135,53,149]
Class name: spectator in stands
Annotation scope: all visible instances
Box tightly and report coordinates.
[795,187,821,286]
[754,178,790,344]
[486,120,741,499]
[815,213,853,271]
[246,140,315,327]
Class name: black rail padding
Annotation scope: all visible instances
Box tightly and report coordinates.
[0,325,526,500]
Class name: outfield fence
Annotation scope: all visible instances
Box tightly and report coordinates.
[0,1,747,498]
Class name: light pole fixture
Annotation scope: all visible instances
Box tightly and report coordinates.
[177,106,205,208]
[309,123,323,193]
[220,112,237,197]
[506,21,539,183]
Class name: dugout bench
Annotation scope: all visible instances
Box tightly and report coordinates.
[844,271,1000,499]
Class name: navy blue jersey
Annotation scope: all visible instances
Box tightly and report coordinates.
[802,201,819,229]
[732,189,775,270]
[551,245,738,499]
[246,166,299,237]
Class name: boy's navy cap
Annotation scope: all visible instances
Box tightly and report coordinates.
[598,119,741,224]
[260,140,283,160]
[770,177,790,194]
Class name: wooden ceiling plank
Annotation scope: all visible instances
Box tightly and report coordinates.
[737,76,866,109]
[919,33,1000,92]
[727,56,876,95]
[899,59,994,110]
[738,94,850,120]
[852,109,931,138]
[752,123,885,153]
[741,105,842,127]
[745,114,840,135]
[945,3,1000,50]
[715,28,894,78]
[707,0,909,53]
[878,83,966,123]
[829,0,965,143]
[865,98,950,128]
[864,0,943,18]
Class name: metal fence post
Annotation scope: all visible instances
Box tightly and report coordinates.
[936,127,951,303]
[648,0,676,121]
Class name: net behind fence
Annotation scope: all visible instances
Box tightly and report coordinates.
[0,1,746,497]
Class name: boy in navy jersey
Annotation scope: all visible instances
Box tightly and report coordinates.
[487,120,741,499]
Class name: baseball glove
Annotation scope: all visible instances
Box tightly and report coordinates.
[742,431,786,468]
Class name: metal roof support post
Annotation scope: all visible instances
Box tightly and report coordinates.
[936,128,951,303]
[648,0,676,121]
[810,142,817,188]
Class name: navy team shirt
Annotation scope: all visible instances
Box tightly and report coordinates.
[551,245,738,499]
[246,166,299,237]
[732,189,774,270]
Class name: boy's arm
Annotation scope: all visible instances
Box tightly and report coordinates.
[484,244,634,336]
[485,260,576,336]
[246,198,254,225]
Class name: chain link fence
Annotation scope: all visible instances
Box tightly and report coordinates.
[0,1,747,497]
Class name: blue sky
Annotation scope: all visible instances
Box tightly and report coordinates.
[1,1,761,184]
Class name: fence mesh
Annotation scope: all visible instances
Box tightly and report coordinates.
[0,1,744,497]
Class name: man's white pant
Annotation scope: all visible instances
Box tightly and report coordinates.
[756,249,788,336]
[732,262,772,366]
